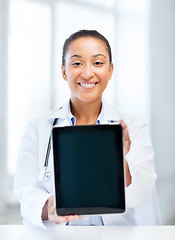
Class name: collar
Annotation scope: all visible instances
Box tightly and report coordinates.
[67,100,76,125]
[67,100,105,125]
[49,98,121,124]
[49,101,70,120]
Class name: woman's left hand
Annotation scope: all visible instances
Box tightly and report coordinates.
[119,120,132,187]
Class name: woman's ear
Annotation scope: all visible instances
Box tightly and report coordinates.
[108,63,113,81]
[61,65,67,81]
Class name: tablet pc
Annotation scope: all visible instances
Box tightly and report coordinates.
[52,124,125,216]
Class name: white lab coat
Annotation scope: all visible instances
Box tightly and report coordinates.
[14,99,157,229]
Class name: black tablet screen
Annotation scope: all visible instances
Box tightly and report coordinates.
[52,124,125,215]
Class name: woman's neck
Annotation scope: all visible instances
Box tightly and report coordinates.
[70,97,102,125]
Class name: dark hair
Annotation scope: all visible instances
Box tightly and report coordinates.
[62,30,112,66]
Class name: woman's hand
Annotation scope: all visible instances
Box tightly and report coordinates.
[119,120,132,187]
[42,195,81,224]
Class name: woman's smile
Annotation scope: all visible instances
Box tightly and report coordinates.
[78,82,98,89]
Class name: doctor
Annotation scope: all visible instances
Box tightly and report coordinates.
[14,30,157,228]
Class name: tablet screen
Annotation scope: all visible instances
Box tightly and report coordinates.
[52,124,125,215]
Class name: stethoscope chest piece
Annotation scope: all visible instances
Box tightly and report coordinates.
[38,167,50,181]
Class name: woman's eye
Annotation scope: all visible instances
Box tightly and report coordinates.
[72,62,82,66]
[94,61,103,66]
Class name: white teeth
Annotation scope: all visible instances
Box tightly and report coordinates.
[80,83,95,88]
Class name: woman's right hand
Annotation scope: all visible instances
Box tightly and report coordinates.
[47,195,81,224]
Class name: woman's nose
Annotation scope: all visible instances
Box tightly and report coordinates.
[81,64,94,79]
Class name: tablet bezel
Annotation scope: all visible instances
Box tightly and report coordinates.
[52,124,125,216]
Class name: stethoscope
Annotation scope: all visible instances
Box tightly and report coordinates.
[38,118,58,182]
[38,118,119,182]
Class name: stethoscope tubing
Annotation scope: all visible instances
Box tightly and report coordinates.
[44,118,58,168]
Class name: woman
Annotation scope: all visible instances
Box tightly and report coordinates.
[14,30,157,228]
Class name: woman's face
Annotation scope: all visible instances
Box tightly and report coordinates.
[62,37,113,103]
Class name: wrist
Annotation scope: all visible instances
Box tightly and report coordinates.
[125,159,132,187]
[42,199,49,221]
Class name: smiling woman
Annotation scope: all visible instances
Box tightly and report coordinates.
[61,35,113,110]
[14,29,157,228]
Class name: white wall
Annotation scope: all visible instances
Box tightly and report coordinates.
[150,0,175,224]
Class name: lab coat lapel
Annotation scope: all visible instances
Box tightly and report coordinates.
[101,99,121,124]
[38,118,53,172]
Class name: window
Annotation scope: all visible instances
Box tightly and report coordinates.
[115,0,150,123]
[8,0,51,174]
